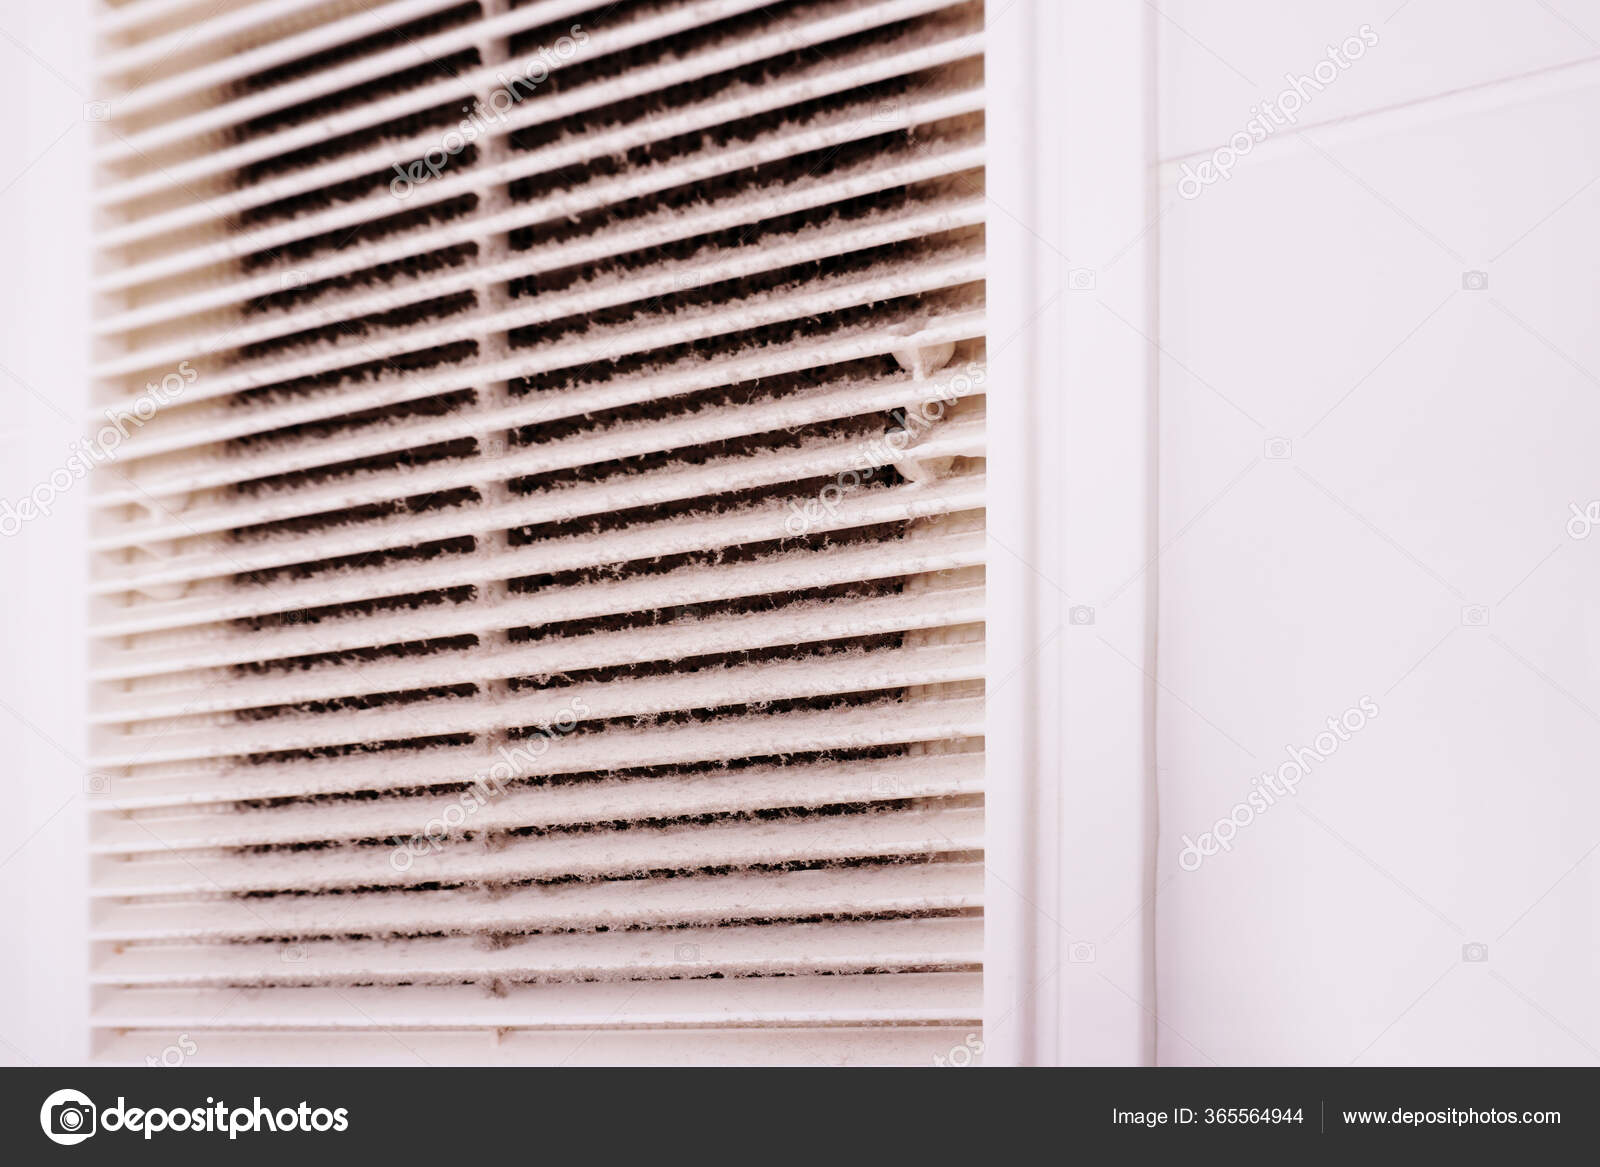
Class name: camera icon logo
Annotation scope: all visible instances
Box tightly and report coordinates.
[1461,942,1489,963]
[1460,605,1490,627]
[82,102,110,122]
[1068,942,1097,964]
[1069,605,1096,626]
[1068,268,1097,291]
[40,1088,97,1145]
[674,943,702,962]
[1461,270,1489,291]
[1263,437,1293,461]
[84,772,111,796]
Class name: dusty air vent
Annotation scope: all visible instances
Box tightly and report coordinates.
[88,0,985,1066]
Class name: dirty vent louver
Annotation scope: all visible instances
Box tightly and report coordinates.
[89,0,986,1067]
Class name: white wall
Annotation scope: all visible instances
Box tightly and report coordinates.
[0,0,92,1067]
[1156,1,1600,1064]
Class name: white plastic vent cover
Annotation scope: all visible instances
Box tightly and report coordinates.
[88,0,985,1066]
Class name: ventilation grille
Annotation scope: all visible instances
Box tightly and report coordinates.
[88,0,985,1066]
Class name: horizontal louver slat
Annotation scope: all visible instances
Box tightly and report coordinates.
[94,754,982,851]
[90,1026,981,1067]
[97,697,985,807]
[94,917,982,987]
[92,863,984,939]
[92,359,985,542]
[92,305,985,483]
[92,806,985,896]
[93,530,985,682]
[92,972,982,1030]
[95,587,985,724]
[97,135,981,337]
[97,2,978,248]
[93,640,984,766]
[91,476,986,636]
[97,0,959,212]
[97,189,983,379]
[93,78,983,293]
[92,421,983,597]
